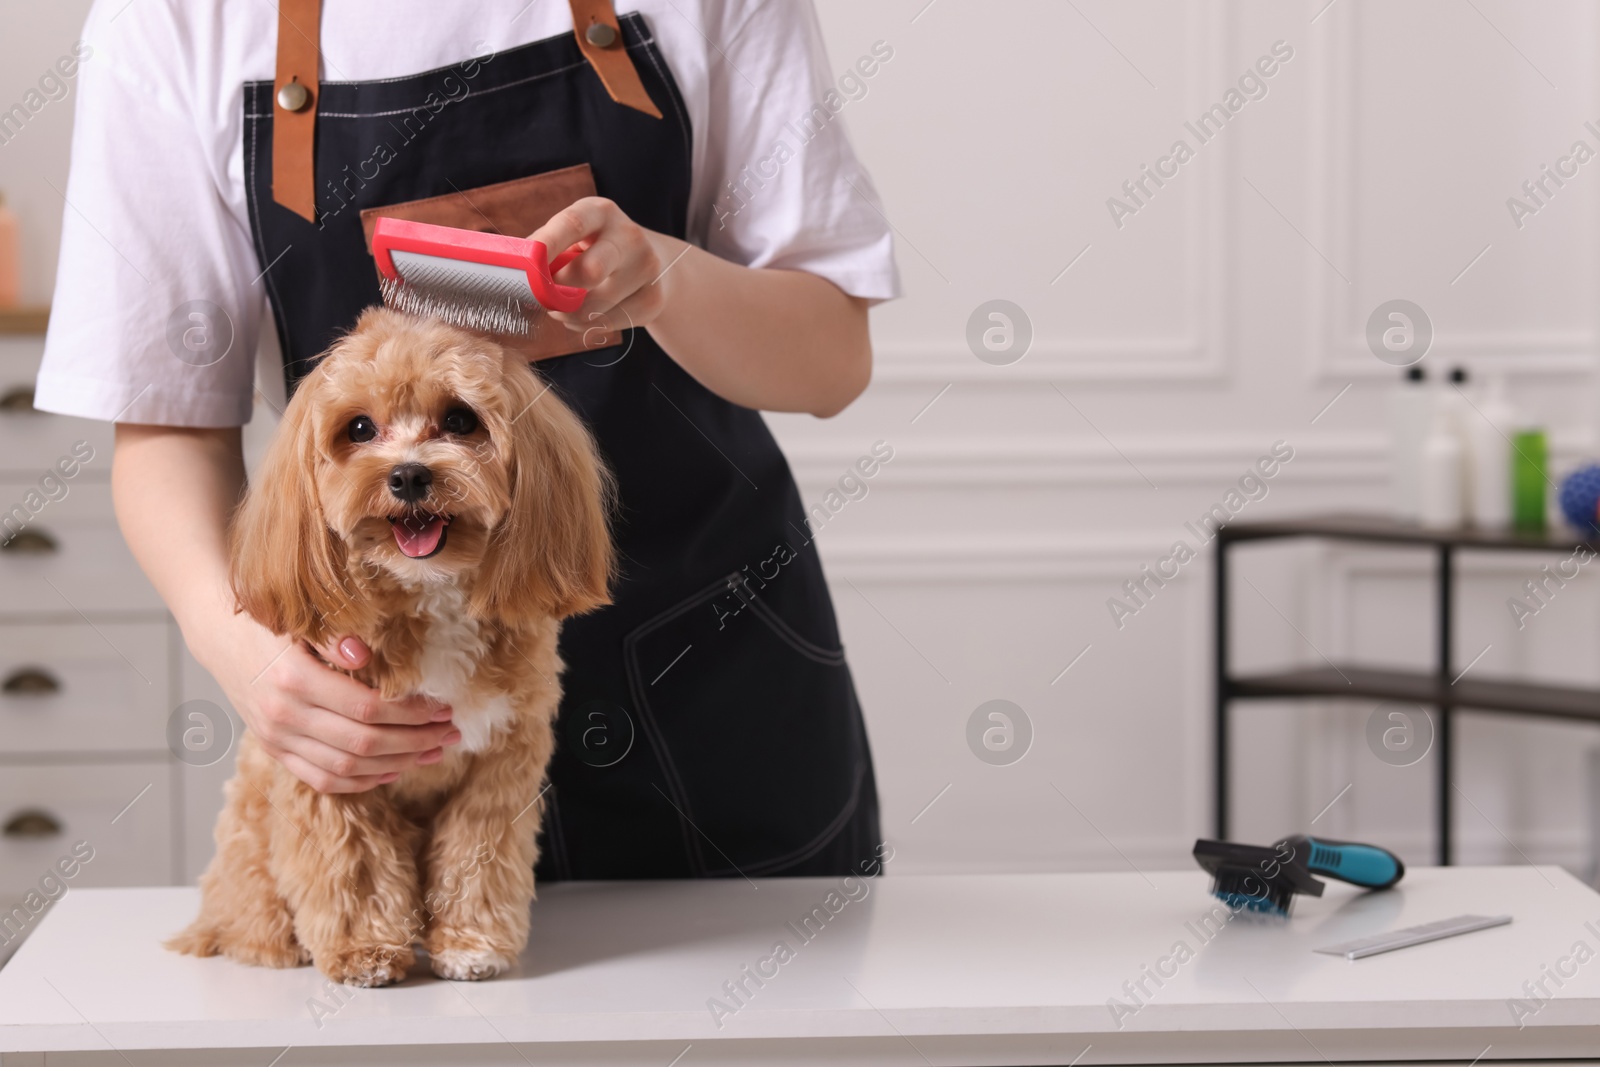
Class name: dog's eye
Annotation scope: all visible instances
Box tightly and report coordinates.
[442,407,479,436]
[348,415,377,443]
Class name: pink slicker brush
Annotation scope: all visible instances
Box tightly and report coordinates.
[372,217,587,335]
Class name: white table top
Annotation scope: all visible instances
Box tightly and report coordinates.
[2,867,1598,1065]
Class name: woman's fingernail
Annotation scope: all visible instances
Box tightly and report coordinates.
[430,706,454,722]
[417,749,444,765]
[339,638,363,664]
[379,772,400,783]
[442,729,463,746]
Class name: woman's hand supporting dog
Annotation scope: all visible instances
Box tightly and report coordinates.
[113,425,463,793]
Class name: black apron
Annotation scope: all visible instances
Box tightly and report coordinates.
[241,13,881,880]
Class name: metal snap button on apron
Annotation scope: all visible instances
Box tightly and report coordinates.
[584,22,617,47]
[276,80,311,112]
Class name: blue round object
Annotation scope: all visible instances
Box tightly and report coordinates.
[1558,464,1600,532]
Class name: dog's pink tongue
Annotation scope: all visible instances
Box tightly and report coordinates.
[392,515,445,558]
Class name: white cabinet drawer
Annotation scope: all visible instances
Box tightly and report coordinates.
[0,482,163,616]
[0,763,172,903]
[0,623,171,753]
[0,340,115,478]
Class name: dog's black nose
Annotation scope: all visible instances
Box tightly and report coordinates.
[387,463,433,504]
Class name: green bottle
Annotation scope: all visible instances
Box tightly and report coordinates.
[1511,428,1547,530]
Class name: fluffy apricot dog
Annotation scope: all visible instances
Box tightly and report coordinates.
[168,308,612,985]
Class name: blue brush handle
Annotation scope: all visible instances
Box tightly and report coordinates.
[1298,836,1404,889]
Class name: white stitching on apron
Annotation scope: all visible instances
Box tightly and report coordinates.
[244,84,293,375]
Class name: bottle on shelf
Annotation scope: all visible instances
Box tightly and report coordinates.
[1389,365,1430,521]
[1418,407,1465,527]
[1469,374,1516,527]
[0,190,17,309]
[1442,366,1471,514]
[1512,425,1549,530]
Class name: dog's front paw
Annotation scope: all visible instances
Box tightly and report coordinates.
[317,944,415,988]
[426,931,517,981]
[167,921,310,969]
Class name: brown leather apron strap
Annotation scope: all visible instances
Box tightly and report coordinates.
[568,0,664,119]
[271,0,322,223]
[270,1,661,221]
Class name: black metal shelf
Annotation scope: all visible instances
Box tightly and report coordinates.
[1230,665,1600,724]
[1215,512,1600,865]
[1219,511,1600,552]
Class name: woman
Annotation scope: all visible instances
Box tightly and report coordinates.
[36,0,899,880]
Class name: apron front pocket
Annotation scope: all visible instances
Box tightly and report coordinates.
[623,566,870,877]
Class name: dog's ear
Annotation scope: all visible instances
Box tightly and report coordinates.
[474,356,614,625]
[229,364,354,643]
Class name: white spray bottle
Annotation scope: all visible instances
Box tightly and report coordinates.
[1469,373,1516,528]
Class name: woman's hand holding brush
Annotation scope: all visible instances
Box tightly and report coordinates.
[528,196,873,418]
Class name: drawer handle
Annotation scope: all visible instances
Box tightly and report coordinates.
[2,667,60,696]
[0,529,57,554]
[3,809,62,839]
[0,386,35,413]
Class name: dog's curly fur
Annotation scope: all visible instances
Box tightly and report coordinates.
[167,308,613,985]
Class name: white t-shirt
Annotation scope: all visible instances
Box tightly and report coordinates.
[34,0,901,427]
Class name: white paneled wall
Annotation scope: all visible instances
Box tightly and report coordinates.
[779,0,1600,874]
